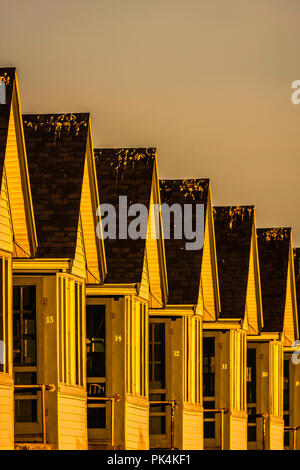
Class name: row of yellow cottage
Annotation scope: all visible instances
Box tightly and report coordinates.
[0,67,299,450]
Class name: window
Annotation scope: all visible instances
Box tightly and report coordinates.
[127,298,147,397]
[58,276,84,386]
[247,347,257,442]
[203,336,215,438]
[13,285,37,423]
[149,322,166,435]
[0,256,10,373]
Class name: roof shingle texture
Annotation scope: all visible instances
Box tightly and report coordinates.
[257,228,290,332]
[94,148,155,284]
[213,206,254,319]
[160,179,209,305]
[0,68,16,185]
[23,113,89,259]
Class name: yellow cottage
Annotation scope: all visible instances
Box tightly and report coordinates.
[0,67,37,450]
[86,148,168,450]
[12,113,106,449]
[251,228,299,450]
[150,179,220,450]
[283,247,300,449]
[209,206,262,450]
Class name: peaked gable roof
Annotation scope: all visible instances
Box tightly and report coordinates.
[257,228,291,333]
[94,148,156,284]
[160,179,210,305]
[0,68,15,184]
[214,206,254,319]
[294,248,300,329]
[23,113,89,259]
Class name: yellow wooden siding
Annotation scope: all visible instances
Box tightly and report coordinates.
[201,210,216,321]
[0,382,14,449]
[182,408,203,449]
[4,102,30,256]
[230,415,247,449]
[0,169,13,253]
[139,252,150,302]
[58,392,87,449]
[245,235,259,334]
[283,257,296,345]
[71,216,87,280]
[80,145,100,283]
[125,401,149,450]
[146,189,163,308]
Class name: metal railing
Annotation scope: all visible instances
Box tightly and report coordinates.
[149,400,177,450]
[284,425,300,450]
[203,408,228,450]
[14,384,56,445]
[87,394,121,447]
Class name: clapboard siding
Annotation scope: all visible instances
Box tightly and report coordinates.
[0,380,14,449]
[139,253,150,302]
[72,216,86,279]
[182,409,203,449]
[125,401,149,450]
[58,392,87,449]
[201,209,216,321]
[283,256,296,345]
[80,143,100,283]
[146,188,163,308]
[246,235,259,333]
[230,415,247,450]
[5,103,30,255]
[0,170,13,253]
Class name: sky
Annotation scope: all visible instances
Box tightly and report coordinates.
[1,0,300,244]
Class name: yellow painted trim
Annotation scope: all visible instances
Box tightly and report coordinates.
[203,320,242,330]
[12,73,38,255]
[86,283,138,296]
[208,185,221,317]
[86,120,107,283]
[152,155,168,304]
[288,231,299,339]
[13,258,71,272]
[252,213,264,331]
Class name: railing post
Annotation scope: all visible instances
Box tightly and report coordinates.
[111,398,115,448]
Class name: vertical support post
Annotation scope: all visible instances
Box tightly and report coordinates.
[111,398,115,448]
[221,409,224,450]
[42,385,46,445]
[170,401,175,450]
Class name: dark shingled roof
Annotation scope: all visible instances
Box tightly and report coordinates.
[160,179,209,305]
[294,248,300,326]
[94,148,156,284]
[214,206,254,319]
[257,228,291,333]
[0,68,16,185]
[23,113,89,259]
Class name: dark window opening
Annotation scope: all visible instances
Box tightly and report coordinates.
[86,305,105,378]
[247,348,257,442]
[13,286,36,366]
[149,323,166,435]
